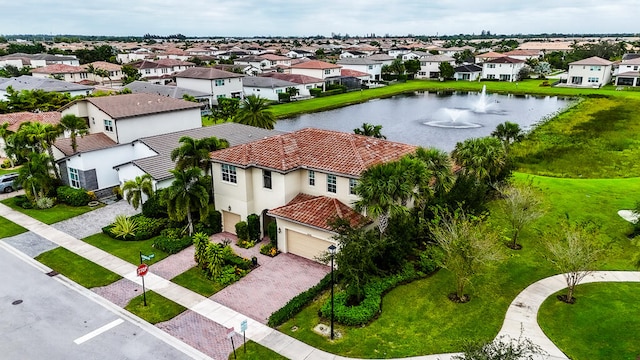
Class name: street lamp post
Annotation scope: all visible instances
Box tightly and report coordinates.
[328,244,337,340]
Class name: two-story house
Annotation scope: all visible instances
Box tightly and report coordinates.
[259,73,324,97]
[566,56,613,88]
[31,64,90,83]
[615,57,640,87]
[209,128,416,261]
[82,61,124,86]
[175,67,244,105]
[337,58,382,80]
[290,60,342,90]
[416,55,456,79]
[481,57,526,82]
[129,60,174,85]
[242,77,299,101]
[0,75,94,100]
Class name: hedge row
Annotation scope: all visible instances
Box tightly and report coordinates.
[56,186,90,206]
[102,215,168,241]
[153,235,192,254]
[267,272,333,327]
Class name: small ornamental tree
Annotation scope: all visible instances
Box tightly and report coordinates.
[193,232,210,268]
[497,183,545,250]
[235,221,249,241]
[247,213,261,242]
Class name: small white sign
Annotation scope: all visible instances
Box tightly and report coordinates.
[240,319,248,332]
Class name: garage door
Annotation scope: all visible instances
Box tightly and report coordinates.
[286,229,332,261]
[222,211,241,234]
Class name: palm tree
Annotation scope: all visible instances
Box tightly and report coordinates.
[18,122,61,179]
[491,121,524,152]
[17,152,52,202]
[413,147,455,199]
[0,123,15,168]
[162,167,210,235]
[451,137,507,184]
[58,114,89,153]
[233,95,277,129]
[122,174,154,210]
[353,123,386,139]
[170,136,229,172]
[94,68,111,86]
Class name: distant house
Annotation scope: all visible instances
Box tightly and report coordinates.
[154,59,195,74]
[31,64,89,83]
[82,61,123,86]
[417,55,456,79]
[285,49,314,59]
[501,49,541,62]
[566,56,613,87]
[388,47,411,58]
[337,58,382,80]
[0,111,61,157]
[0,75,94,99]
[339,50,367,59]
[481,57,526,82]
[123,81,211,112]
[259,73,324,97]
[234,55,271,73]
[290,60,342,89]
[454,64,483,81]
[366,53,395,67]
[260,54,292,68]
[615,57,640,87]
[242,77,299,101]
[402,51,430,61]
[0,53,79,69]
[175,67,244,105]
[129,60,174,85]
[475,51,506,64]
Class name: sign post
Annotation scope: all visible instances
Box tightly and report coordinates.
[227,328,237,359]
[137,263,149,306]
[240,319,248,353]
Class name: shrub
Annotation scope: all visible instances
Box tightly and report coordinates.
[193,232,210,267]
[260,243,279,257]
[278,92,291,103]
[153,235,192,254]
[13,195,28,207]
[112,186,123,200]
[208,210,222,234]
[320,265,423,326]
[110,215,138,240]
[268,221,277,247]
[141,194,167,218]
[35,197,55,209]
[56,186,90,206]
[417,245,444,274]
[309,88,322,97]
[267,272,333,327]
[160,227,186,240]
[1,159,10,168]
[247,214,260,242]
[237,239,256,249]
[221,245,252,270]
[20,200,34,209]
[235,221,249,241]
[130,214,167,240]
[194,222,215,236]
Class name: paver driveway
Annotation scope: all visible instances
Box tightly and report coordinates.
[210,233,330,324]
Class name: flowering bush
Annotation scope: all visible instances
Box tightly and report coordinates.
[260,244,279,257]
[237,239,256,249]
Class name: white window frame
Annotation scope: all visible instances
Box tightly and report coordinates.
[215,79,225,86]
[263,170,272,189]
[308,170,315,186]
[69,168,80,188]
[221,164,237,184]
[104,119,114,132]
[327,174,336,193]
[349,178,357,195]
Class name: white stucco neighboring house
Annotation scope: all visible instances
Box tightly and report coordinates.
[416,55,456,79]
[481,57,526,82]
[566,56,613,88]
[0,75,94,99]
[290,60,341,90]
[259,73,324,97]
[615,57,640,87]
[209,128,417,261]
[242,77,299,101]
[337,58,382,80]
[31,64,90,83]
[0,111,61,158]
[175,67,244,105]
[454,64,483,81]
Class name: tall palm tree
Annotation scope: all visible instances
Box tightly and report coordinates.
[170,136,229,172]
[59,114,89,153]
[19,122,61,179]
[162,167,210,235]
[0,123,15,168]
[413,147,455,198]
[122,174,154,210]
[233,95,277,129]
[451,137,507,184]
[353,123,386,139]
[17,152,52,202]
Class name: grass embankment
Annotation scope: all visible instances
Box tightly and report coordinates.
[124,290,187,324]
[270,79,640,119]
[229,341,289,360]
[279,173,639,357]
[513,97,640,178]
[171,266,226,297]
[36,247,121,288]
[82,233,168,266]
[538,283,640,360]
[0,216,26,238]
[0,198,99,224]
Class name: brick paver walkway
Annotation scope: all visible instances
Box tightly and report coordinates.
[91,278,143,307]
[151,245,196,280]
[157,310,243,360]
[210,233,330,324]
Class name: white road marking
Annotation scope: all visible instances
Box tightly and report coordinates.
[74,318,124,345]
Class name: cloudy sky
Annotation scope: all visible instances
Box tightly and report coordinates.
[1,0,637,37]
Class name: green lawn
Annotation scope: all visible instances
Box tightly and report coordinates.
[279,173,639,357]
[124,290,187,324]
[0,167,20,175]
[171,266,226,297]
[512,97,640,178]
[1,198,100,224]
[538,283,640,360]
[229,341,289,360]
[35,247,121,288]
[0,216,26,238]
[82,233,168,266]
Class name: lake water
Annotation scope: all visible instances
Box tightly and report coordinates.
[275,90,572,151]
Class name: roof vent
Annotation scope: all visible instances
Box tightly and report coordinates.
[148,100,152,104]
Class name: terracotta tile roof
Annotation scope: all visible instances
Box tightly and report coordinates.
[54,132,117,156]
[82,61,122,71]
[502,49,540,56]
[130,60,170,69]
[290,60,341,70]
[268,194,368,231]
[570,56,613,66]
[82,93,202,119]
[31,64,86,74]
[486,56,525,64]
[260,54,290,61]
[210,128,417,177]
[260,73,323,84]
[476,51,507,59]
[341,69,370,77]
[0,111,61,131]
[154,59,194,67]
[175,67,244,80]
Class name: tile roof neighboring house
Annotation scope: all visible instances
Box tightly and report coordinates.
[420,54,456,62]
[366,54,395,62]
[210,128,417,177]
[31,64,87,74]
[486,56,525,64]
[620,57,640,65]
[130,60,170,70]
[82,61,122,71]
[269,194,368,232]
[54,132,117,156]
[0,111,61,131]
[175,67,244,80]
[260,54,290,61]
[73,93,202,120]
[336,58,379,66]
[341,69,370,77]
[0,53,78,62]
[476,51,507,59]
[290,60,341,70]
[242,76,298,88]
[123,81,210,99]
[154,59,195,67]
[0,75,94,93]
[131,123,285,181]
[502,49,540,57]
[259,73,323,84]
[569,56,614,66]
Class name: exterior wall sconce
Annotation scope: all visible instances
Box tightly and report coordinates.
[228,205,231,211]
[278,227,282,234]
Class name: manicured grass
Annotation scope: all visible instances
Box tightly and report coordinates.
[279,173,639,357]
[171,266,225,297]
[538,283,640,360]
[35,247,121,288]
[124,290,187,324]
[512,97,640,178]
[270,79,640,119]
[1,198,100,224]
[0,167,21,175]
[0,216,26,238]
[229,341,289,360]
[82,233,168,266]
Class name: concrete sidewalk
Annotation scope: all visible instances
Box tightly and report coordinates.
[2,202,640,360]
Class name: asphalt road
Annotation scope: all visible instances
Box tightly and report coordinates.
[0,245,199,360]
